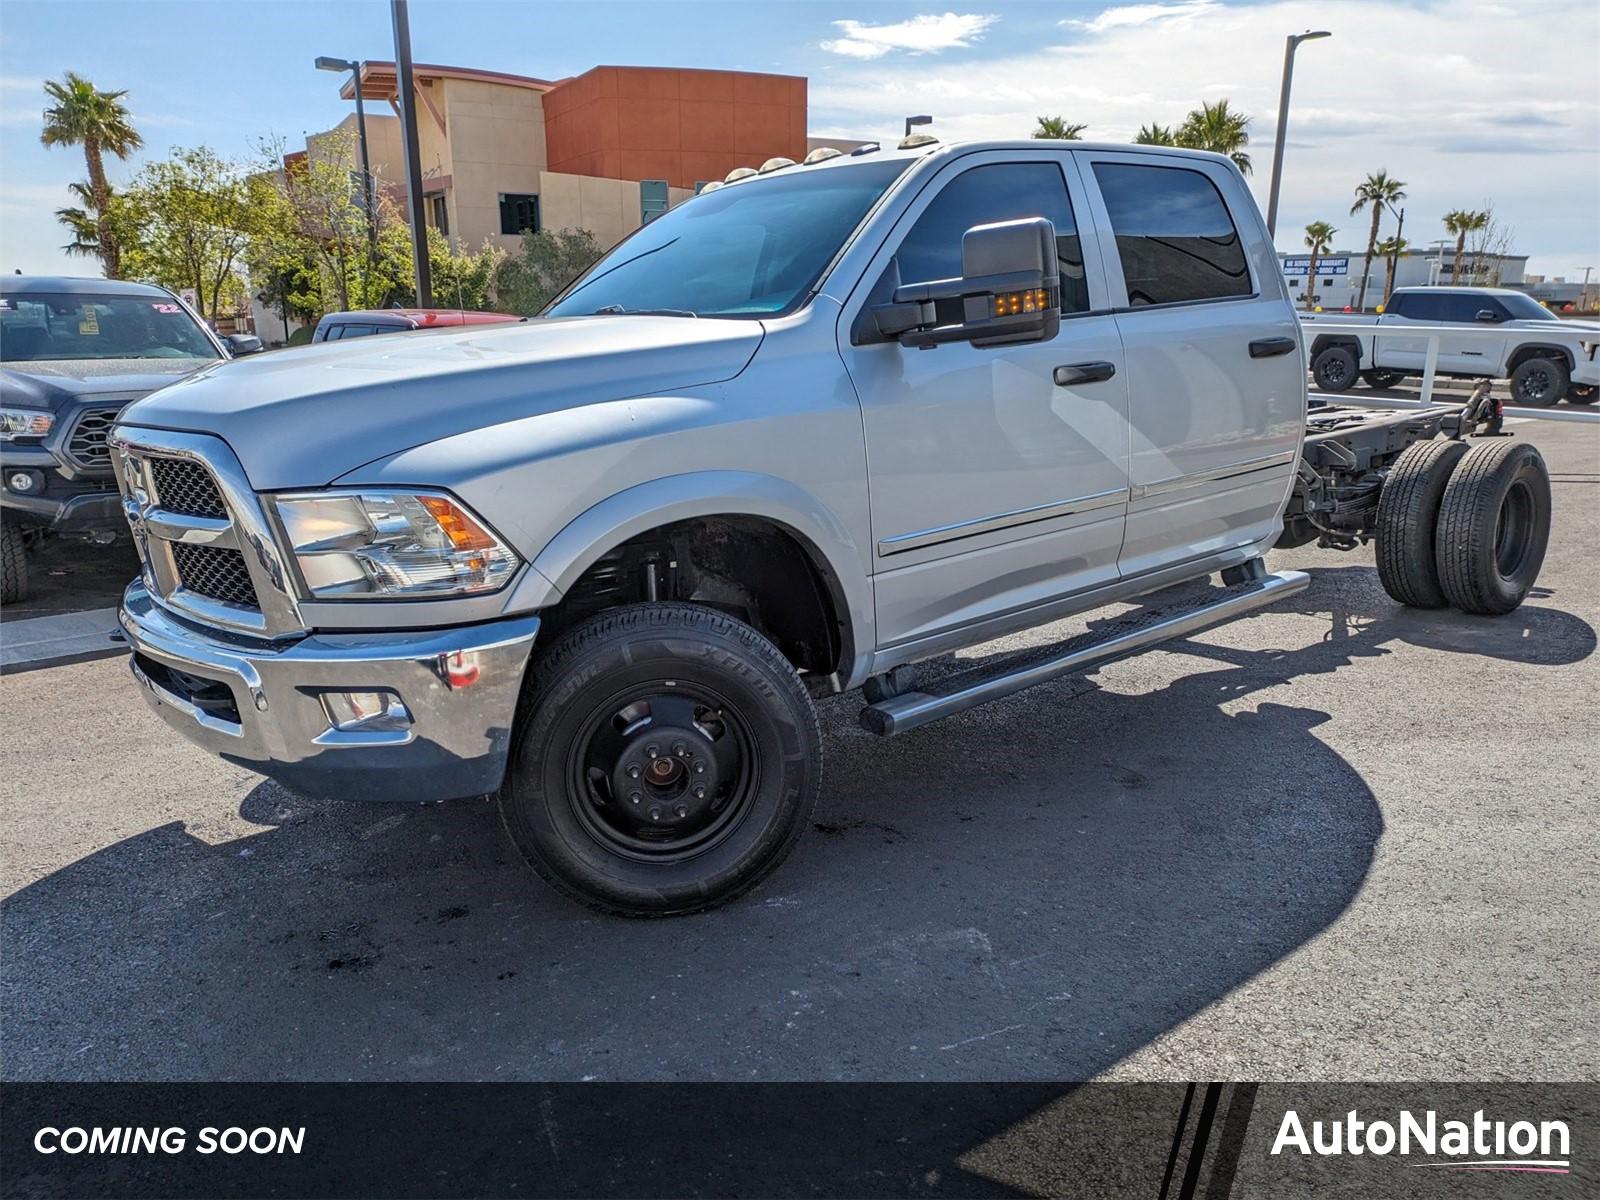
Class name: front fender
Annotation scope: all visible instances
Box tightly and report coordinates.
[505,470,875,683]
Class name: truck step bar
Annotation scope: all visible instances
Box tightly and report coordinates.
[859,567,1310,736]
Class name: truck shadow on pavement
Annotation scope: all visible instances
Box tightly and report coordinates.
[3,567,1593,1083]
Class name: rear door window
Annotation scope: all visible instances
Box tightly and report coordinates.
[1091,162,1251,306]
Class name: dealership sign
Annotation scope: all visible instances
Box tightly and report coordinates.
[1283,256,1349,276]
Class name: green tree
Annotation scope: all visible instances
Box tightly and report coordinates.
[1133,123,1177,146]
[118,146,267,322]
[1176,99,1252,173]
[1032,116,1086,140]
[1303,221,1337,311]
[1348,170,1406,312]
[40,73,143,278]
[493,227,604,315]
[1443,209,1488,286]
[54,181,106,259]
[425,228,506,311]
[1376,234,1408,307]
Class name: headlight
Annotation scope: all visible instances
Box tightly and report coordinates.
[273,490,519,599]
[0,408,53,441]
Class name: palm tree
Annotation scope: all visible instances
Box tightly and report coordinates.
[1349,170,1406,312]
[1376,234,1408,307]
[1443,209,1488,285]
[1033,116,1086,140]
[1134,123,1177,146]
[40,72,142,278]
[54,182,104,259]
[1177,99,1252,174]
[1303,221,1336,311]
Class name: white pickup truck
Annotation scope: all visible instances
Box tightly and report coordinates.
[1302,286,1600,407]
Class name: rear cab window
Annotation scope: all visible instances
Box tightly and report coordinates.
[1090,161,1251,307]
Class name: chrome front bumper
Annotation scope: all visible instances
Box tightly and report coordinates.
[119,581,539,802]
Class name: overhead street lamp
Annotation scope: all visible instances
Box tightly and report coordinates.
[1264,29,1331,240]
[314,56,377,232]
[904,114,932,139]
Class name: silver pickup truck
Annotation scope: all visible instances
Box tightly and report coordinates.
[110,139,1551,914]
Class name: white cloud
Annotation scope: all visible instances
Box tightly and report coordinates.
[809,0,1599,273]
[821,12,998,60]
[1068,2,1219,34]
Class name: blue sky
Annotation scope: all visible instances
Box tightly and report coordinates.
[3,0,1596,279]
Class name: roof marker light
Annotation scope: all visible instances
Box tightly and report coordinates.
[803,147,843,165]
[724,166,758,184]
[699,180,725,193]
[848,142,881,156]
[898,133,939,149]
[758,156,796,174]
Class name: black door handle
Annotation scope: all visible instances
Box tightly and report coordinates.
[1053,361,1117,386]
[1249,336,1298,358]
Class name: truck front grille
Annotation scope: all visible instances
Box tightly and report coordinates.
[64,407,122,471]
[171,543,260,608]
[149,457,228,519]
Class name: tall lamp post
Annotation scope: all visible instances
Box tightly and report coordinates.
[314,56,377,262]
[1264,29,1331,240]
[391,0,432,307]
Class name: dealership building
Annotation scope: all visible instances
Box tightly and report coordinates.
[305,61,837,253]
[1277,247,1530,312]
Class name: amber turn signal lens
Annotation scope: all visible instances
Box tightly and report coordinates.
[418,495,499,551]
[993,289,1048,317]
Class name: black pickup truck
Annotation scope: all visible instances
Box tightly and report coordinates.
[0,276,262,603]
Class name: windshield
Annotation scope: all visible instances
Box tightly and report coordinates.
[1,292,221,363]
[546,158,910,319]
[1496,291,1560,322]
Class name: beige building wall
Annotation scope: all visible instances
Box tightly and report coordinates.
[429,78,550,252]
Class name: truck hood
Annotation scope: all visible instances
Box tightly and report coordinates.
[116,315,765,488]
[3,359,208,409]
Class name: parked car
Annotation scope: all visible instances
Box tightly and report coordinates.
[110,140,1549,915]
[0,276,262,604]
[311,308,524,343]
[1302,286,1600,406]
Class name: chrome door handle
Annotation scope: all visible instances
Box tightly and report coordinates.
[1053,361,1116,386]
[1249,336,1298,358]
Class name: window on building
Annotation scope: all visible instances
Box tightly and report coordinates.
[893,161,1089,316]
[427,193,449,237]
[1322,277,1335,287]
[499,193,540,236]
[640,180,669,224]
[1091,162,1251,306]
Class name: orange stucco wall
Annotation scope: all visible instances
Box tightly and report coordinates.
[543,66,806,190]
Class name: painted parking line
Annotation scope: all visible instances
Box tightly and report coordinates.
[0,606,125,673]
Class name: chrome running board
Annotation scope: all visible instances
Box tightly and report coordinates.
[859,568,1310,736]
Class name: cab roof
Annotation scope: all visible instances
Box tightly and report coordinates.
[1,275,176,297]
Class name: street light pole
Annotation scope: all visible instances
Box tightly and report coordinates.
[314,56,378,266]
[1264,29,1331,240]
[391,0,432,308]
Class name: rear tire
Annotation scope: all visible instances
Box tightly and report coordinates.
[1362,369,1405,389]
[1508,356,1569,408]
[1312,346,1359,392]
[499,603,822,916]
[1375,439,1469,608]
[1,520,28,605]
[1435,441,1551,615]
[1567,384,1597,405]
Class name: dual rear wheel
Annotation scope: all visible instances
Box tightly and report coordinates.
[1376,438,1550,615]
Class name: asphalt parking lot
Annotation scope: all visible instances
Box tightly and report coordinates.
[1,417,1595,1084]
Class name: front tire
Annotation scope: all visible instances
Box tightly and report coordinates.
[500,603,822,916]
[1312,345,1359,392]
[1435,441,1551,616]
[1509,356,1569,408]
[1,520,28,605]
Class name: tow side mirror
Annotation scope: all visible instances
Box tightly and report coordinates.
[1475,309,1500,323]
[871,217,1061,349]
[225,333,265,356]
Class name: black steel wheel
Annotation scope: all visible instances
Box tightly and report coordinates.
[1435,440,1551,615]
[1312,346,1359,392]
[1508,356,1569,408]
[500,603,822,915]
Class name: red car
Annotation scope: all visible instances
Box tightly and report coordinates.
[310,308,523,343]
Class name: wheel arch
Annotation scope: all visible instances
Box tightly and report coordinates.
[1506,342,1575,373]
[508,471,873,686]
[1309,332,1364,364]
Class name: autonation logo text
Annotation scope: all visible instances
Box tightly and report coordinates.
[1272,1108,1571,1174]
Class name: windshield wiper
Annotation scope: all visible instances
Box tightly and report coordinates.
[592,305,698,318]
